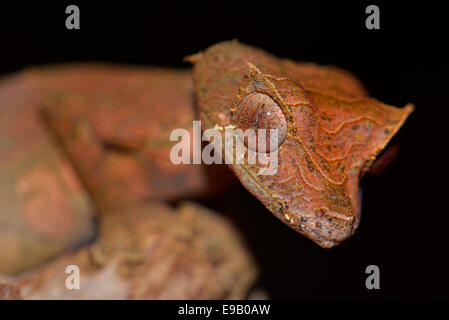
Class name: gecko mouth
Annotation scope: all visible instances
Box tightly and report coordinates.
[231,163,351,248]
[289,187,363,248]
[294,222,341,248]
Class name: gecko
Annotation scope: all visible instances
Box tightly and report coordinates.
[0,40,413,298]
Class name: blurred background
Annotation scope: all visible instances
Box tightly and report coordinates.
[0,1,447,298]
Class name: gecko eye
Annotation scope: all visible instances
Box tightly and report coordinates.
[233,93,287,152]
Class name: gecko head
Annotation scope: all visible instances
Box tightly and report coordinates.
[190,40,413,248]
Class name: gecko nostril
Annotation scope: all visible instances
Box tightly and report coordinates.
[233,93,287,152]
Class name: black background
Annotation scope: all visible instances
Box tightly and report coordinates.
[0,1,447,299]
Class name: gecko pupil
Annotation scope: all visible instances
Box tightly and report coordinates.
[234,93,287,152]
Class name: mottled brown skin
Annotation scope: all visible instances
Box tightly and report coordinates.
[0,72,95,274]
[0,65,233,274]
[0,41,413,299]
[16,202,256,299]
[191,41,413,248]
[0,64,256,299]
[38,65,231,211]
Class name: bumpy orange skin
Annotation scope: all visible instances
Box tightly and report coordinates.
[192,41,413,248]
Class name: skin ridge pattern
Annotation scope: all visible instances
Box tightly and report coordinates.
[0,41,413,298]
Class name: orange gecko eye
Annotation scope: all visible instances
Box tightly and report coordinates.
[233,93,287,153]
